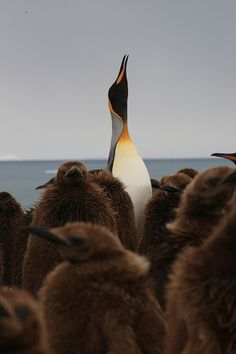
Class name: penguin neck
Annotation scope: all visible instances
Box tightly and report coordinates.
[107,112,129,171]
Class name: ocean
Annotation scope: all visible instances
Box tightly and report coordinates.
[0,158,232,208]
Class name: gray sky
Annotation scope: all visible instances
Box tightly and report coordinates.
[1,0,236,160]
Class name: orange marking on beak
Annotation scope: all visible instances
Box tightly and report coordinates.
[116,67,125,84]
[223,155,236,162]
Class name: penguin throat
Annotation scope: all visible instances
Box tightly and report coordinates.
[107,114,130,171]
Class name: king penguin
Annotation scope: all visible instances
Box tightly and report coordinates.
[107,55,152,235]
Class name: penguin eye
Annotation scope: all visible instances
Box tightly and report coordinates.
[69,236,89,248]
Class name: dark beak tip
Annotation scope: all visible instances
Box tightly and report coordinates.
[20,226,66,245]
[159,184,180,193]
[66,168,82,178]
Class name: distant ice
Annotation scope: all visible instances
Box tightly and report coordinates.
[45,169,57,174]
[0,154,19,161]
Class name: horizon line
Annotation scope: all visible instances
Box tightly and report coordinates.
[0,156,218,162]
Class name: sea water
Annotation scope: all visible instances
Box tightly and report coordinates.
[0,158,232,208]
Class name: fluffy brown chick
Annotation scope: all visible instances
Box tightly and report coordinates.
[165,201,236,354]
[0,192,25,286]
[0,287,49,353]
[22,222,166,354]
[23,161,117,296]
[168,166,236,239]
[138,172,193,308]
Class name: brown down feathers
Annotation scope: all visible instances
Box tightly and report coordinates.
[138,171,193,308]
[36,222,166,354]
[165,202,236,354]
[23,161,118,296]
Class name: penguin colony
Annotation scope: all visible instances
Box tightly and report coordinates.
[1,56,236,353]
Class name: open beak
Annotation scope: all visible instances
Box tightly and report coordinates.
[115,55,129,85]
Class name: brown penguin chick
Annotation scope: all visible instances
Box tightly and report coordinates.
[23,161,118,296]
[148,167,236,310]
[138,172,192,308]
[89,169,138,250]
[168,167,236,240]
[177,168,198,179]
[36,168,138,251]
[0,287,49,354]
[0,192,25,287]
[22,222,166,354]
[165,202,236,354]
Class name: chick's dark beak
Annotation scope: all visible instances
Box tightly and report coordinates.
[65,167,83,179]
[21,226,66,245]
[159,184,181,193]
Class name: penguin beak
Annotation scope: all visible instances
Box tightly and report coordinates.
[159,184,181,193]
[211,153,236,164]
[21,226,66,245]
[35,177,55,190]
[115,55,129,85]
[223,170,236,184]
[65,166,83,179]
[108,55,129,120]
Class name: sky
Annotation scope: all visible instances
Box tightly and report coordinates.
[1,0,236,160]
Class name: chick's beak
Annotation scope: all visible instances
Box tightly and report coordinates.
[65,167,83,179]
[159,184,181,192]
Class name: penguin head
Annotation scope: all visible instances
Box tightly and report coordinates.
[21,222,123,264]
[211,152,236,165]
[159,172,193,193]
[56,161,88,187]
[108,55,128,123]
[179,166,236,216]
[177,168,198,179]
[0,289,43,349]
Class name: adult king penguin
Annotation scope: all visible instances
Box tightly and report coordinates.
[107,55,152,234]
